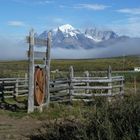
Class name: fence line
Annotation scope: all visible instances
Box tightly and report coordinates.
[0,66,124,103]
[49,66,124,102]
[0,77,28,99]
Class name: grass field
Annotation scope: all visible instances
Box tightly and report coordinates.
[0,55,140,77]
[1,55,140,85]
[0,94,139,140]
[51,55,140,71]
[0,55,140,139]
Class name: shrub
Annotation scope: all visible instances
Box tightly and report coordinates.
[30,119,87,140]
[30,94,140,140]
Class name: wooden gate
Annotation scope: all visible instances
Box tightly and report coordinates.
[27,29,51,113]
[34,66,46,106]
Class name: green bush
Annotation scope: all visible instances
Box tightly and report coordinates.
[86,95,140,140]
[30,94,140,140]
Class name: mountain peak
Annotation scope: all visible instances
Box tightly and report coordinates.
[39,24,129,49]
[58,24,75,32]
[57,24,80,38]
[85,28,118,41]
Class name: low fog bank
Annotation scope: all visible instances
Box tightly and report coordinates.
[0,37,140,60]
[48,38,140,59]
[0,37,27,60]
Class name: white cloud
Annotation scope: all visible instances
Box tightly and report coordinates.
[59,5,67,8]
[75,4,109,10]
[0,36,27,60]
[44,0,54,3]
[108,16,140,37]
[12,0,54,5]
[7,21,25,27]
[45,41,140,59]
[117,8,140,15]
[37,0,54,5]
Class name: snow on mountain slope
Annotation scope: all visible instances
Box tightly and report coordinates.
[58,24,80,38]
[39,24,137,49]
[59,24,74,33]
[85,34,102,42]
[85,28,118,41]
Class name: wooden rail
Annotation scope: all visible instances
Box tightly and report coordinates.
[0,77,28,99]
[48,66,124,102]
[0,66,124,103]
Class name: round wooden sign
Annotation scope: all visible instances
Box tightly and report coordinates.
[34,66,46,106]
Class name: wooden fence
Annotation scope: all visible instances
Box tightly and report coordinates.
[50,66,124,102]
[0,66,124,103]
[0,77,28,99]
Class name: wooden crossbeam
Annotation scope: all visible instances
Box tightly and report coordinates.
[27,51,46,58]
[26,36,47,46]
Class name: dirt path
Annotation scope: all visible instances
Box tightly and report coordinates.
[0,114,42,140]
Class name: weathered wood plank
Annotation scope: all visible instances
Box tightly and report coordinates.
[27,51,46,58]
[17,85,28,88]
[94,92,124,97]
[4,95,14,98]
[17,94,28,97]
[18,90,28,93]
[2,91,14,94]
[74,77,108,80]
[107,66,112,101]
[4,86,15,89]
[1,80,28,84]
[27,29,35,113]
[72,79,112,83]
[46,32,51,107]
[72,99,93,102]
[26,36,47,46]
[73,86,112,90]
[72,93,93,97]
[34,38,47,46]
[69,66,74,102]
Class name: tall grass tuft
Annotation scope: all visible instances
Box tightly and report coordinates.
[30,94,140,140]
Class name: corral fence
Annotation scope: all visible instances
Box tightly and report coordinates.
[50,66,124,102]
[0,66,124,103]
[0,76,28,99]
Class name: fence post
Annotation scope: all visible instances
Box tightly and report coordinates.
[120,76,124,99]
[107,66,112,101]
[69,66,74,102]
[84,71,89,94]
[1,80,4,102]
[15,78,19,97]
[27,29,35,113]
[46,32,51,107]
[25,73,28,85]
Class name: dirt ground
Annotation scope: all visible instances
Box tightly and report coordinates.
[0,112,42,140]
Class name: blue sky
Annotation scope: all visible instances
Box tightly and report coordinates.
[0,0,140,60]
[0,0,140,38]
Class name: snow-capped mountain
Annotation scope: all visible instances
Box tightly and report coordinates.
[58,24,80,38]
[40,24,80,39]
[39,24,96,49]
[39,24,139,49]
[85,28,118,42]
